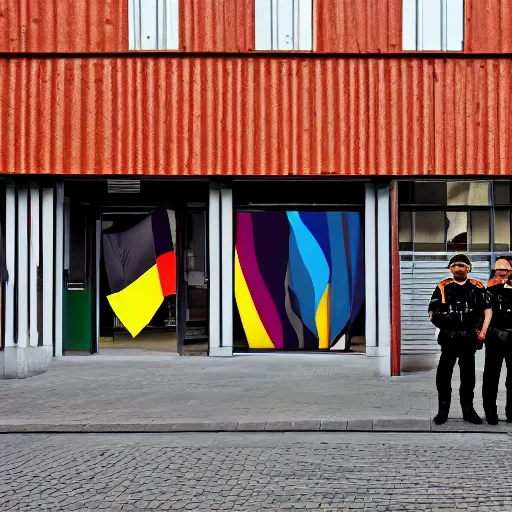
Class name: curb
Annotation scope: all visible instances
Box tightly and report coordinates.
[1,418,511,434]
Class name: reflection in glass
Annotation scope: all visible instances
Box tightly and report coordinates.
[413,182,447,204]
[470,211,490,251]
[495,183,511,205]
[399,212,412,251]
[495,210,511,252]
[446,211,468,252]
[447,181,489,206]
[414,211,445,252]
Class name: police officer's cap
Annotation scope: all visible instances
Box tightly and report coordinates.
[447,253,471,268]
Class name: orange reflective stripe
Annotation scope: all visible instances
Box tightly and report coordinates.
[437,278,452,304]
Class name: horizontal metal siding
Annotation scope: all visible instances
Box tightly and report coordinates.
[400,259,490,354]
[315,0,402,53]
[465,0,512,53]
[0,0,128,53]
[180,0,254,52]
[0,56,511,176]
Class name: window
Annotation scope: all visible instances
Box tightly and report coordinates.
[255,0,313,50]
[128,0,179,50]
[402,0,464,51]
[398,181,512,254]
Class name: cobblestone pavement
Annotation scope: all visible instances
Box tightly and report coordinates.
[0,352,507,429]
[1,432,512,511]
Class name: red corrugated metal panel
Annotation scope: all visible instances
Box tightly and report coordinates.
[433,59,512,176]
[0,56,511,176]
[465,0,512,53]
[0,0,127,52]
[315,0,402,53]
[180,0,254,52]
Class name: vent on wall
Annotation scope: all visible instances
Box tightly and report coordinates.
[107,180,141,194]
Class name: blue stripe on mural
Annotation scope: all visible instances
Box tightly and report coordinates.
[287,225,317,337]
[298,212,332,271]
[346,212,365,325]
[327,212,350,344]
[287,212,330,312]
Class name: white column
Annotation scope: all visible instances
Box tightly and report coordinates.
[29,184,40,347]
[42,188,54,351]
[208,184,221,355]
[220,186,233,353]
[376,184,391,376]
[364,183,377,352]
[54,183,64,357]
[16,189,29,349]
[4,183,15,348]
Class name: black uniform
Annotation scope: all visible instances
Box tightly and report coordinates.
[482,283,512,418]
[428,278,491,408]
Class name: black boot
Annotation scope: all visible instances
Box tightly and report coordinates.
[462,406,483,424]
[484,407,499,425]
[433,401,450,425]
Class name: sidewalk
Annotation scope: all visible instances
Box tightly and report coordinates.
[0,351,510,433]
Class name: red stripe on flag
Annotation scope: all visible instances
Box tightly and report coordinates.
[156,251,176,296]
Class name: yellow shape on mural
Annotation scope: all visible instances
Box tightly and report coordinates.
[315,283,331,349]
[107,264,164,338]
[234,250,275,349]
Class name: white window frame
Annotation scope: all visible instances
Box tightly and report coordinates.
[255,0,313,51]
[128,0,179,50]
[402,0,464,51]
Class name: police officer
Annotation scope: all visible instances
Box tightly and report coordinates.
[487,257,512,287]
[429,254,492,425]
[482,257,512,425]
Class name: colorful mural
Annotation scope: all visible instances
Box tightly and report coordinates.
[234,211,364,350]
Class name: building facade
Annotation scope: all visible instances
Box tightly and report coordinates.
[0,0,511,377]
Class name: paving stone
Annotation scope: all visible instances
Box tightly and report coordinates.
[1,432,511,511]
[265,421,294,431]
[373,418,432,431]
[346,419,374,431]
[237,422,266,432]
[320,420,348,431]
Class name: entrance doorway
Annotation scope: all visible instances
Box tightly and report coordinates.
[98,208,208,355]
[62,179,209,356]
[98,209,178,353]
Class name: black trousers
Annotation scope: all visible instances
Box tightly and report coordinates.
[482,329,512,413]
[436,331,478,407]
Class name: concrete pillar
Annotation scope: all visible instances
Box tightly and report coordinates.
[208,183,221,355]
[54,183,64,357]
[376,183,391,376]
[16,188,29,349]
[42,188,54,351]
[4,183,15,348]
[364,183,377,352]
[220,186,233,353]
[208,183,233,357]
[1,182,53,379]
[29,184,40,348]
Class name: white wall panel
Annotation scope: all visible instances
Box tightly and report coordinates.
[4,184,15,348]
[256,0,313,50]
[29,184,40,348]
[129,0,179,50]
[402,0,464,51]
